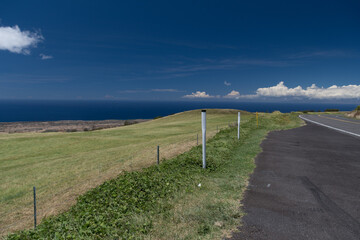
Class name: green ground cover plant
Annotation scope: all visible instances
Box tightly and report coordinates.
[6,112,302,239]
[1,109,243,235]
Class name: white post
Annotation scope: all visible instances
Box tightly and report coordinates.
[237,112,241,139]
[201,110,206,169]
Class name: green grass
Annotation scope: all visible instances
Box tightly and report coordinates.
[147,112,302,239]
[0,109,249,236]
[5,111,302,239]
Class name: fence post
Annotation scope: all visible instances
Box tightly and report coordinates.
[256,112,259,128]
[197,133,198,145]
[238,112,241,139]
[33,186,37,229]
[201,110,206,169]
[157,145,160,165]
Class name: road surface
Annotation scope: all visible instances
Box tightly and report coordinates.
[299,114,360,138]
[229,117,360,240]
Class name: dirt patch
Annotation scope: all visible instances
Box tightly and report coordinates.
[0,119,149,134]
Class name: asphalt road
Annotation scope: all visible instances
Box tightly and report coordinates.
[300,114,360,138]
[229,121,360,240]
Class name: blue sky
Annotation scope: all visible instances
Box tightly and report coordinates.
[0,0,360,101]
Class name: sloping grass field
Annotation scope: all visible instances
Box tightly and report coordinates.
[4,111,303,239]
[1,109,247,236]
[2,110,303,239]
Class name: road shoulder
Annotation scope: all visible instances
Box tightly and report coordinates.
[229,123,360,240]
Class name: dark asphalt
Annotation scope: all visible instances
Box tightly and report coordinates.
[300,114,360,137]
[229,122,360,240]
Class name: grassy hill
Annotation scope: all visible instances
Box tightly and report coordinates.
[4,111,303,239]
[1,109,248,236]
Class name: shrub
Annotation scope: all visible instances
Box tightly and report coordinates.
[301,110,314,113]
[324,109,339,112]
[356,105,360,111]
[65,129,77,132]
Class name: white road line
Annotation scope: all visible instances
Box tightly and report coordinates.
[299,115,360,138]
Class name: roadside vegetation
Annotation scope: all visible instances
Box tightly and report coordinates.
[345,105,360,119]
[5,111,302,239]
[299,106,360,120]
[0,109,246,236]
[324,108,339,112]
[300,109,340,113]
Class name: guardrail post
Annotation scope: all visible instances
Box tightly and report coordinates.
[201,110,206,169]
[238,112,241,139]
[157,145,160,165]
[33,186,37,229]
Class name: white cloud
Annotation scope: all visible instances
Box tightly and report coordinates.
[224,81,231,86]
[256,81,303,97]
[183,91,213,98]
[0,25,43,54]
[225,90,240,99]
[40,53,53,60]
[226,81,360,99]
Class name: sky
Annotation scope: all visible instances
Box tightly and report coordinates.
[0,0,360,102]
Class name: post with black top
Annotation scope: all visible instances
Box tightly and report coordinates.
[33,186,37,229]
[157,145,160,165]
[201,110,206,169]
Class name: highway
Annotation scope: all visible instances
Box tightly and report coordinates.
[300,114,360,138]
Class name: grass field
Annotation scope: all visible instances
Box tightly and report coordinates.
[5,111,303,239]
[0,109,249,236]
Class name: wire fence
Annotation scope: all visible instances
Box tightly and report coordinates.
[3,114,246,235]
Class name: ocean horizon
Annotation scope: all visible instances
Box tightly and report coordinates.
[0,100,357,122]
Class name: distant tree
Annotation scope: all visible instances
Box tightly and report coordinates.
[324,109,339,112]
[302,110,315,113]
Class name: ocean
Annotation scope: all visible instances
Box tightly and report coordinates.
[0,100,357,122]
